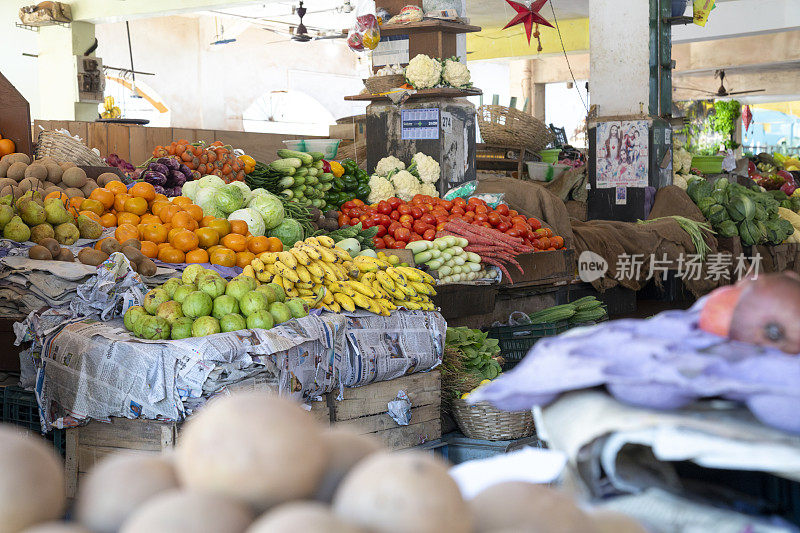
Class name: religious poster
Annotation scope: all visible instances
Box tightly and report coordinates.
[596,120,649,188]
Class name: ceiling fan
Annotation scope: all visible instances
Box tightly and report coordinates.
[261,1,347,43]
[674,69,766,98]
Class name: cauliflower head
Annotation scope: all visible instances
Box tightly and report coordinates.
[409,152,440,184]
[390,170,421,201]
[367,175,395,204]
[441,57,471,89]
[375,155,405,177]
[405,54,442,89]
[419,183,439,198]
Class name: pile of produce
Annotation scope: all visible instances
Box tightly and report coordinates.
[246,151,370,211]
[747,152,800,195]
[105,153,137,181]
[445,327,503,387]
[150,140,251,183]
[406,236,493,284]
[140,157,194,197]
[687,177,797,245]
[320,222,379,252]
[0,152,121,201]
[368,154,440,203]
[405,53,471,90]
[250,235,437,313]
[528,297,608,326]
[124,265,308,340]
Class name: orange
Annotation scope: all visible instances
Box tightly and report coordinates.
[185,204,203,222]
[129,182,156,202]
[158,247,185,264]
[207,245,224,257]
[117,212,140,226]
[208,218,231,239]
[140,213,160,225]
[247,236,270,255]
[124,196,148,216]
[167,227,183,243]
[195,227,219,249]
[266,237,283,252]
[140,240,158,258]
[172,196,192,207]
[209,247,235,267]
[115,224,139,243]
[159,204,182,224]
[80,198,105,216]
[45,191,68,205]
[171,229,199,253]
[150,200,170,217]
[68,197,83,213]
[157,242,173,252]
[235,251,255,268]
[99,213,117,228]
[171,211,195,231]
[105,181,127,195]
[0,138,16,158]
[221,233,247,252]
[152,193,168,205]
[200,215,216,228]
[114,193,131,212]
[89,188,115,210]
[141,223,168,244]
[79,210,101,223]
[229,219,248,235]
[185,248,209,264]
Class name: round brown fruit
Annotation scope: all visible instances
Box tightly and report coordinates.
[136,258,157,277]
[78,248,109,266]
[29,245,53,261]
[40,238,61,257]
[62,167,88,189]
[56,248,75,262]
[7,162,27,182]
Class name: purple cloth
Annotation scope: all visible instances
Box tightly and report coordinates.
[152,259,242,277]
[470,300,800,434]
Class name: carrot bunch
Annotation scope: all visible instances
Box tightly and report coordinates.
[152,140,245,183]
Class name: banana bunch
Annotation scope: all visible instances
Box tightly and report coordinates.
[249,237,437,315]
[101,96,121,119]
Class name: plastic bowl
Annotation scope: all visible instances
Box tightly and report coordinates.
[282,139,306,151]
[304,139,341,160]
[526,161,570,182]
[538,149,562,164]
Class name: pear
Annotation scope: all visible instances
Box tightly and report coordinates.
[3,215,31,242]
[0,204,13,229]
[44,198,74,225]
[76,214,103,240]
[30,223,55,244]
[0,194,11,206]
[20,190,43,205]
[54,222,80,245]
[16,197,46,226]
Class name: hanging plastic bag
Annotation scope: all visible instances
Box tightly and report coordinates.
[347,0,381,52]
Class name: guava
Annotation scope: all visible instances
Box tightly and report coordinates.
[156,300,184,324]
[192,316,221,337]
[267,283,285,302]
[173,283,196,304]
[225,277,253,301]
[139,316,171,340]
[220,313,247,333]
[285,298,309,319]
[246,310,274,330]
[239,291,269,317]
[182,264,206,285]
[233,275,257,292]
[123,305,148,332]
[161,278,183,299]
[269,302,292,325]
[182,291,213,319]
[212,295,239,320]
[198,275,227,299]
[171,317,194,340]
[143,288,170,315]
[255,284,278,305]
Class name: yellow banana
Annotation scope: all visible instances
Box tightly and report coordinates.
[317,235,335,248]
[298,289,314,297]
[259,252,277,264]
[361,271,376,285]
[303,236,321,247]
[322,289,335,305]
[371,281,390,299]
[328,301,341,313]
[396,282,417,298]
[295,265,312,284]
[285,286,300,298]
[376,271,395,291]
[379,298,397,311]
[352,293,373,310]
[251,258,264,273]
[411,281,435,296]
[242,264,255,278]
[354,257,379,273]
[386,268,408,286]
[347,280,376,298]
[277,251,297,269]
[306,261,325,279]
[272,274,284,288]
[275,262,300,283]
[294,281,314,290]
[300,243,322,261]
[256,271,272,283]
[290,248,311,266]
[331,246,352,262]
[310,274,324,286]
[314,245,337,263]
[333,293,356,312]
[398,266,423,283]
[416,269,435,284]
[327,281,357,298]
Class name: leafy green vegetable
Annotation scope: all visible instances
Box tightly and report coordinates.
[710,100,741,150]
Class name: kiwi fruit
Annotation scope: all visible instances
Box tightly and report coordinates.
[18,177,42,193]
[24,164,47,181]
[7,162,27,182]
[120,239,141,250]
[63,187,85,199]
[100,238,122,255]
[59,161,77,171]
[81,180,99,196]
[55,248,74,262]
[45,164,63,184]
[28,245,53,261]
[62,167,88,188]
[97,172,121,187]
[78,248,110,266]
[121,245,145,264]
[40,237,61,257]
[0,161,9,178]
[136,257,157,277]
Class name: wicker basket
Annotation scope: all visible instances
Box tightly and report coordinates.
[452,399,534,441]
[478,105,555,152]
[35,130,104,166]
[363,74,406,94]
[337,140,367,165]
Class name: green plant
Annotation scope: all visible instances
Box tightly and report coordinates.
[710,100,741,150]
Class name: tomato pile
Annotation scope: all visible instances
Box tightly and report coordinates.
[337,195,566,251]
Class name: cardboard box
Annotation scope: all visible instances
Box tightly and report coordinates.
[329,122,365,142]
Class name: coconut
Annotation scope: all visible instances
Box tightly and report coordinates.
[315,427,383,502]
[8,153,31,165]
[19,177,43,193]
[333,452,472,533]
[0,160,9,178]
[76,453,179,533]
[97,172,121,187]
[0,424,66,532]
[247,502,364,533]
[174,393,328,512]
[63,187,85,199]
[119,490,253,533]
[7,162,27,182]
[24,164,48,181]
[81,180,99,197]
[59,161,77,171]
[45,164,63,184]
[62,167,88,188]
[0,177,16,191]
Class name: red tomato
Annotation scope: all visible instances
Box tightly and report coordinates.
[383,234,396,246]
[528,218,542,230]
[352,199,364,206]
[377,214,392,226]
[389,241,406,249]
[388,221,402,234]
[394,227,412,241]
[375,224,387,237]
[412,194,427,204]
[431,208,449,218]
[508,209,519,217]
[398,204,412,216]
[495,203,509,216]
[480,222,492,228]
[475,213,488,223]
[511,216,527,226]
[451,206,465,216]
[338,214,349,227]
[361,218,375,228]
[466,204,476,213]
[399,214,414,225]
[377,201,392,215]
[467,197,486,206]
[436,222,446,231]
[359,214,369,222]
[388,197,402,209]
[420,213,437,226]
[401,220,412,229]
[497,222,512,232]
[453,197,467,208]
[390,210,400,221]
[408,233,423,242]
[507,227,523,238]
[412,221,428,235]
[463,212,475,222]
[342,200,356,210]
[439,199,453,211]
[350,217,360,226]
[374,237,386,249]
[537,237,551,249]
[423,228,436,240]
[349,207,363,217]
[488,212,501,226]
[410,207,423,219]
[475,205,489,215]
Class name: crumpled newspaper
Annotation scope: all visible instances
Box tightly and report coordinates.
[387,390,412,425]
[70,252,147,320]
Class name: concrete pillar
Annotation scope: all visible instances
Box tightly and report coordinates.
[517,60,546,120]
[38,21,97,121]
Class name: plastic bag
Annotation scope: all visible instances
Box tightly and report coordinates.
[444,180,477,201]
[470,193,504,208]
[347,0,380,52]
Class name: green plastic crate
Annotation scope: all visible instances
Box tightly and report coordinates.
[2,386,64,456]
[487,321,569,363]
[691,155,724,175]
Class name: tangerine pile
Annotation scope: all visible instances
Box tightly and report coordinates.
[50,180,285,267]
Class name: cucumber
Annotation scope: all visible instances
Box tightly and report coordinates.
[319,172,334,183]
[269,158,302,171]
[306,167,319,177]
[278,176,295,189]
[295,167,309,177]
[305,176,319,186]
[294,176,306,186]
[277,149,313,166]
[313,160,324,170]
[307,151,325,161]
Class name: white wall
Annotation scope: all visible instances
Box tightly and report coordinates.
[0,3,40,117]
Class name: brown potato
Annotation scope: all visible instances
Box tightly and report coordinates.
[18,177,42,193]
[28,245,53,261]
[42,185,61,197]
[0,178,16,191]
[136,257,157,277]
[6,153,30,165]
[24,164,47,181]
[63,187,85,199]
[121,245,145,264]
[59,161,77,170]
[62,167,88,188]
[78,248,109,266]
[0,161,9,178]
[97,172,121,187]
[55,248,74,262]
[39,238,61,257]
[81,180,98,196]
[7,162,27,182]
[99,238,121,255]
[45,164,63,184]
[120,239,141,250]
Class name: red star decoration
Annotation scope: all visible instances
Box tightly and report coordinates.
[503,0,554,45]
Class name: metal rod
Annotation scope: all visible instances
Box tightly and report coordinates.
[125,21,135,85]
[104,65,155,76]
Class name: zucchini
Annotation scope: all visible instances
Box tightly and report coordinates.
[307,151,325,161]
[294,167,309,177]
[277,149,313,166]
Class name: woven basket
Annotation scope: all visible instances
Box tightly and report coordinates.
[478,105,555,152]
[363,74,406,94]
[337,140,366,165]
[452,399,534,441]
[35,130,104,166]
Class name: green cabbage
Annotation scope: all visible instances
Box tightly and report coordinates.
[249,194,285,230]
[228,181,252,206]
[198,175,225,190]
[229,208,266,237]
[195,187,218,213]
[214,184,245,214]
[269,218,304,247]
[181,180,200,201]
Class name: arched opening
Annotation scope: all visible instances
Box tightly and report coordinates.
[242,90,334,136]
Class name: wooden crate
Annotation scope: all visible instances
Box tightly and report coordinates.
[329,371,441,450]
